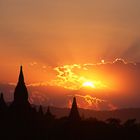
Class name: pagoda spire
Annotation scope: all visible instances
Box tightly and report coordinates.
[45,106,55,120]
[0,93,7,110]
[46,106,51,116]
[18,65,24,84]
[38,105,44,116]
[69,97,80,121]
[13,66,29,104]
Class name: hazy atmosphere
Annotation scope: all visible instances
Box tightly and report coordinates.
[1,0,140,110]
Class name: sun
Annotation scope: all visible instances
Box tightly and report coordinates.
[82,81,95,88]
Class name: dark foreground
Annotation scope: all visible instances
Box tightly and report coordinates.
[0,109,140,140]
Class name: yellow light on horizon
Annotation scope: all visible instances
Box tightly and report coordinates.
[82,81,95,88]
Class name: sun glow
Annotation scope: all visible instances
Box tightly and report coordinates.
[82,81,95,88]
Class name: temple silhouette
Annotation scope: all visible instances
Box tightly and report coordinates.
[0,66,81,121]
[10,66,31,112]
[14,66,29,103]
[69,97,81,121]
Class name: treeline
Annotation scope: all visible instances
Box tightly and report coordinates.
[0,106,140,140]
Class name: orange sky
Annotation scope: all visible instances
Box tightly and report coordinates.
[0,0,140,109]
[1,0,140,70]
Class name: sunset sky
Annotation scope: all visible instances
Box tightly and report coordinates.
[0,0,140,110]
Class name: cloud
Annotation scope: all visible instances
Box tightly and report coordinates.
[50,58,136,90]
[75,94,106,109]
[122,40,140,61]
[30,62,37,66]
[74,94,117,110]
[53,64,84,90]
[1,58,140,110]
[113,58,127,64]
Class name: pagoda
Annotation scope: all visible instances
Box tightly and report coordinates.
[69,97,80,121]
[11,66,31,110]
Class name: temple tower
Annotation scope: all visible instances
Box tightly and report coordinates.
[12,66,30,109]
[69,97,80,121]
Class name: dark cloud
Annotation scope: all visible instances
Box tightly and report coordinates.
[122,40,140,61]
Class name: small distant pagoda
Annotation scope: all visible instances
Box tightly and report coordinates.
[69,97,81,121]
[0,93,7,111]
[45,106,55,120]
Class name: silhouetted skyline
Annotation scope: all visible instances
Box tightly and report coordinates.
[1,1,140,139]
[0,66,140,140]
[0,66,81,120]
